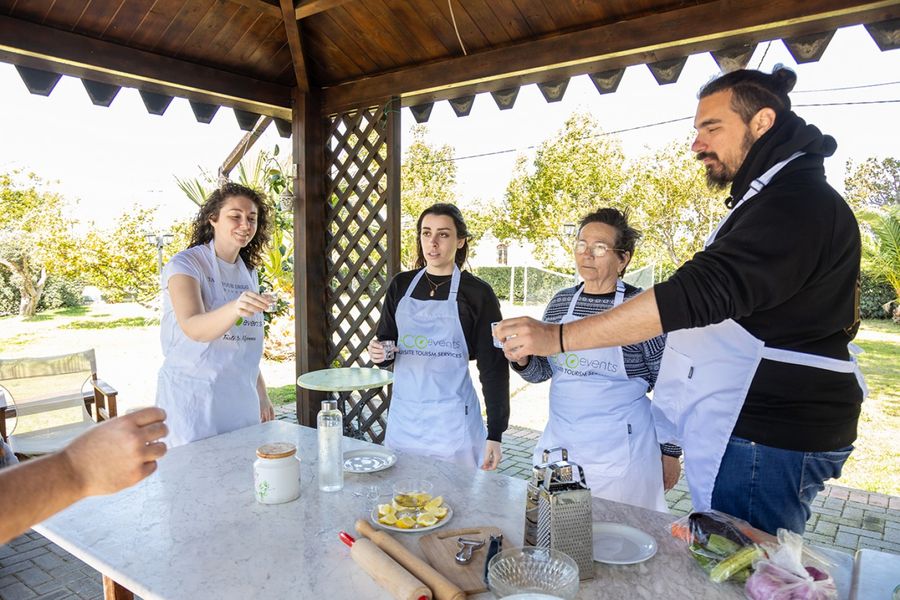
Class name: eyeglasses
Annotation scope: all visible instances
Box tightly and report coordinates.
[574,240,623,257]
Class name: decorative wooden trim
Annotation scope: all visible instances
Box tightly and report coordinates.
[280,0,310,93]
[0,15,292,119]
[320,0,898,112]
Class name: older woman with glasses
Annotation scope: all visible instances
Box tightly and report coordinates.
[508,207,680,512]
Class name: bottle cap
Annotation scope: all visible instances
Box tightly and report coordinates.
[321,400,338,411]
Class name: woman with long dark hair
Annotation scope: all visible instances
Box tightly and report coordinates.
[155,183,276,447]
[368,203,509,469]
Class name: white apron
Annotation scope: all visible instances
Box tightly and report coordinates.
[156,241,263,447]
[384,267,487,467]
[652,151,867,512]
[536,281,668,512]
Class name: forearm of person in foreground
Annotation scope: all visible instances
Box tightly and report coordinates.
[0,408,168,545]
[498,289,663,360]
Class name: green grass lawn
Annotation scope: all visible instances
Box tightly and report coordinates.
[839,319,900,495]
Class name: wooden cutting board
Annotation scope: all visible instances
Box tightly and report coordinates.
[418,526,503,595]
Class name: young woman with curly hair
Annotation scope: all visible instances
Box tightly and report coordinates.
[155,183,276,446]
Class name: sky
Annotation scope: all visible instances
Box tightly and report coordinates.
[0,24,898,232]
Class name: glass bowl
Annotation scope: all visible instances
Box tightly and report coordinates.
[487,546,580,599]
[391,478,434,508]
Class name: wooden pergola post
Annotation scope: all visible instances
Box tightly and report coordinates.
[293,88,327,427]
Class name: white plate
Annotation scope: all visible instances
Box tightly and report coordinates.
[343,448,397,473]
[592,522,657,565]
[369,505,453,533]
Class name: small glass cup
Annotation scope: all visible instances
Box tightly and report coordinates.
[381,339,397,360]
[392,478,434,508]
[491,322,504,348]
[364,484,380,513]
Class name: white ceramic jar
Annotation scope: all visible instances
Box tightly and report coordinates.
[254,442,301,504]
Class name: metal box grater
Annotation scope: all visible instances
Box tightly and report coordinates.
[524,446,569,546]
[536,460,594,580]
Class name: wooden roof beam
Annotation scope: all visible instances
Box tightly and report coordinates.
[0,14,292,120]
[280,0,310,93]
[295,0,356,20]
[320,0,898,113]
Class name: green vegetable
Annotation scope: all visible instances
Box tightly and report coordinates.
[707,533,742,557]
[709,545,762,583]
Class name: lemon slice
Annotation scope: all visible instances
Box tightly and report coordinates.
[395,516,416,529]
[378,514,398,526]
[416,513,438,527]
[413,492,433,506]
[377,503,395,517]
[429,506,448,519]
[424,496,444,511]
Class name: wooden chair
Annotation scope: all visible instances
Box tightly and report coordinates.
[0,349,118,457]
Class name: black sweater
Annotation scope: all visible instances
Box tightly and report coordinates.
[654,111,863,452]
[375,269,510,442]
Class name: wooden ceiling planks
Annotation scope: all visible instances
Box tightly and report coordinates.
[449,0,516,48]
[1,0,897,126]
[320,0,898,112]
[426,0,490,55]
[125,0,186,50]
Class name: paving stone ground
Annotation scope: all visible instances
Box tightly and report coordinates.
[2,414,897,600]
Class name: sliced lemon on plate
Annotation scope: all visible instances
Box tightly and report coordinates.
[424,496,444,511]
[429,506,448,519]
[377,503,395,517]
[416,513,438,527]
[378,514,398,526]
[395,516,416,529]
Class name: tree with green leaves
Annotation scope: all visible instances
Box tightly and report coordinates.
[844,156,899,211]
[0,172,77,316]
[400,125,458,268]
[493,113,629,268]
[857,205,900,321]
[79,207,163,303]
[624,137,729,272]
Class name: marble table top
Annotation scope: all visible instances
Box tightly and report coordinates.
[36,421,853,600]
[297,367,394,392]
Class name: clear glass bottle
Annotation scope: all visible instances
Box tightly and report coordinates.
[317,399,344,492]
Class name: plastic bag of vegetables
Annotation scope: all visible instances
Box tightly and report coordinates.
[670,511,774,584]
[745,529,837,600]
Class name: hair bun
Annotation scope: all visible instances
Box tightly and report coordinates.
[771,64,797,95]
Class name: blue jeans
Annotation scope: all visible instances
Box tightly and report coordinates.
[711,436,853,535]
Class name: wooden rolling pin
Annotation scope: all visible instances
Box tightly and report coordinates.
[355,520,466,600]
[340,531,432,600]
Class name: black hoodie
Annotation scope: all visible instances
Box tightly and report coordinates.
[654,111,863,452]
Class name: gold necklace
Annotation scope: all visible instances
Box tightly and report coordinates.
[423,272,451,297]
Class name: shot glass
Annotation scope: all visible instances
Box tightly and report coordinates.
[364,484,380,513]
[490,322,504,349]
[381,340,397,361]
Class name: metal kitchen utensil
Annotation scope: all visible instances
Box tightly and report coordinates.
[483,533,503,584]
[454,537,484,564]
[536,456,594,580]
[524,447,570,546]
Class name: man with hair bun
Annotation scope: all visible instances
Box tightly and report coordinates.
[496,67,865,535]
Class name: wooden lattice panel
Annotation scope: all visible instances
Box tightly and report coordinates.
[324,104,395,443]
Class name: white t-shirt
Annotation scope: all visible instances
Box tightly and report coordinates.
[159,244,259,375]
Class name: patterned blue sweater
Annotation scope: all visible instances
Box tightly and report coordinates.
[512,283,681,457]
